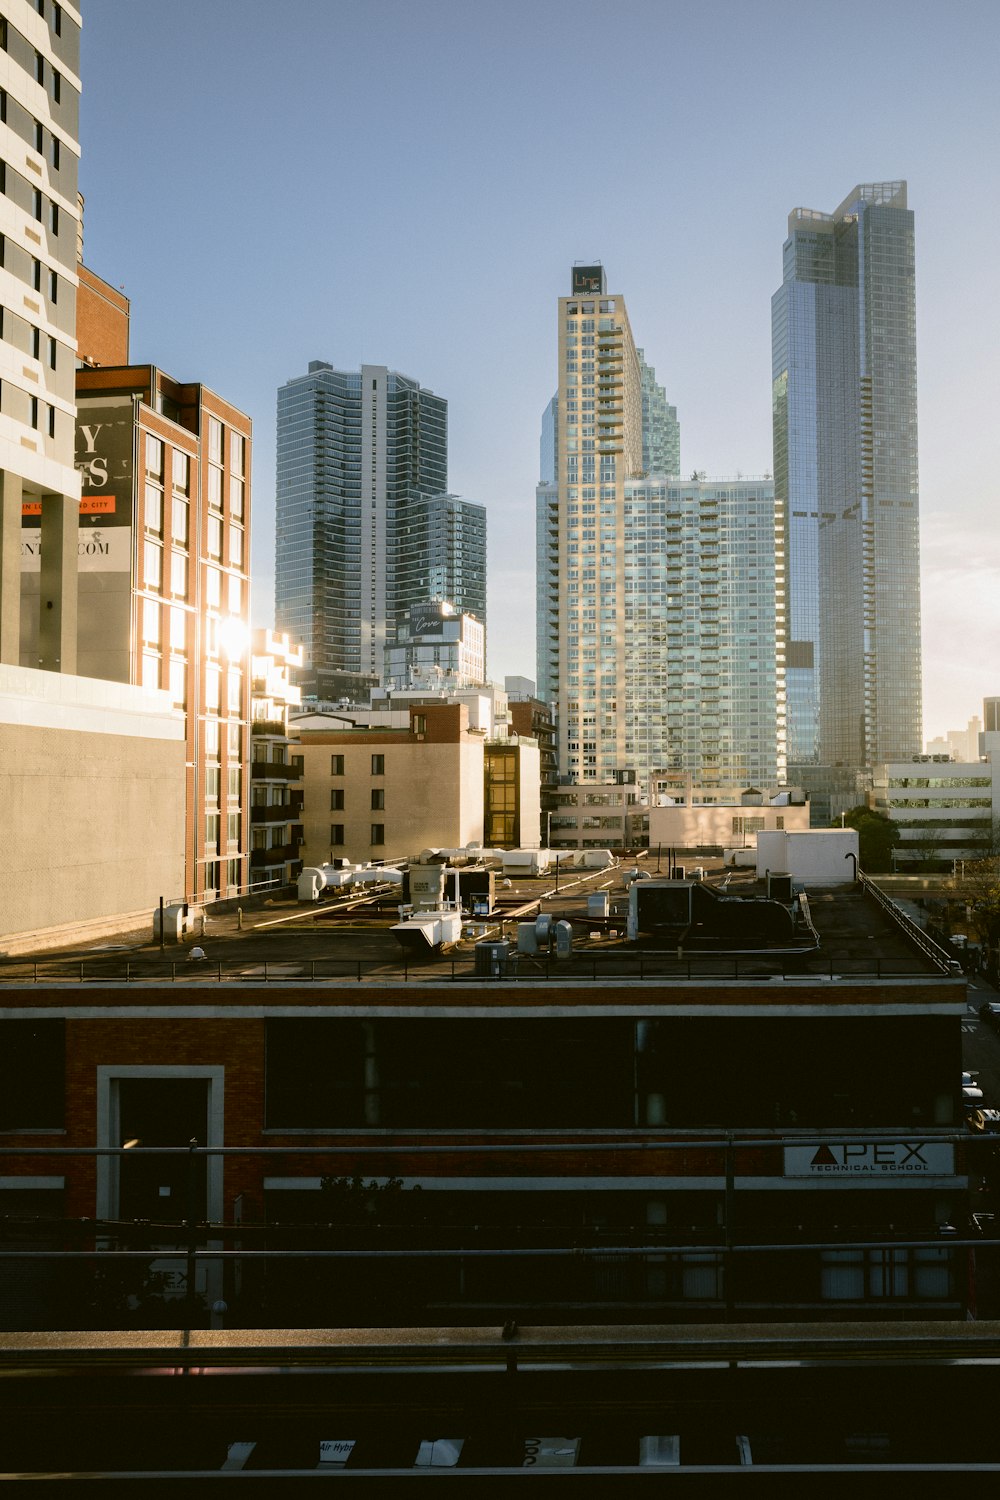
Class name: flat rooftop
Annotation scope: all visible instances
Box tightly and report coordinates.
[0,864,964,998]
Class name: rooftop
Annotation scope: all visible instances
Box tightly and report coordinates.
[0,864,963,1002]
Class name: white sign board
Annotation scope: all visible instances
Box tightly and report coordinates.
[784,1141,954,1177]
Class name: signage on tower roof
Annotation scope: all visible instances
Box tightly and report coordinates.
[571,264,606,296]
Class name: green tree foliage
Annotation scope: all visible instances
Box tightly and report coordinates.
[836,806,900,873]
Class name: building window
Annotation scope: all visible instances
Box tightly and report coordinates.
[169,551,187,598]
[29,396,38,429]
[141,597,159,645]
[169,607,186,650]
[371,788,384,811]
[330,824,345,845]
[331,754,345,775]
[208,416,223,463]
[146,435,163,479]
[51,135,59,170]
[371,754,384,775]
[48,335,56,369]
[47,403,54,438]
[231,430,245,476]
[0,1021,64,1130]
[370,824,385,846]
[330,788,344,811]
[144,483,163,534]
[53,3,61,35]
[32,326,40,360]
[172,449,190,493]
[168,658,186,707]
[48,268,57,303]
[34,51,44,85]
[172,497,189,545]
[52,69,61,104]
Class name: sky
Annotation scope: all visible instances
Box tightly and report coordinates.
[78,0,1000,743]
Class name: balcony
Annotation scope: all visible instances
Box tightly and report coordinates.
[251,759,302,782]
[250,843,301,868]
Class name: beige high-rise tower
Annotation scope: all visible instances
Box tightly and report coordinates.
[548,263,643,782]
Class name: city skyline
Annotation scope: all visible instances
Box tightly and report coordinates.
[77,0,1000,738]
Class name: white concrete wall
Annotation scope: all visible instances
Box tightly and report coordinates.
[756,829,859,884]
[0,667,186,948]
[649,802,809,850]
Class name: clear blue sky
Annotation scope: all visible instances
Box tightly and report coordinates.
[79,0,1000,741]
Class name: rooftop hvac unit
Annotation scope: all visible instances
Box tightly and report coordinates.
[474,940,509,977]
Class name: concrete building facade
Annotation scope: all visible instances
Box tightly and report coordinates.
[0,663,185,952]
[0,0,82,677]
[296,702,489,866]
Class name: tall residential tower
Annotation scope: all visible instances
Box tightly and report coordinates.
[772,181,921,777]
[276,361,485,701]
[539,264,783,789]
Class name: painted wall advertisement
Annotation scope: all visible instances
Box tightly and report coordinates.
[21,395,134,572]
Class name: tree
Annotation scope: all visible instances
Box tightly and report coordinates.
[955,856,1000,947]
[836,806,900,874]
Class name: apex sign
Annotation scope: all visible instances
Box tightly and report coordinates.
[784,1141,954,1178]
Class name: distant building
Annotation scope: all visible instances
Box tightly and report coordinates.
[925,716,983,764]
[637,349,680,476]
[773,182,921,778]
[250,629,305,889]
[484,737,542,849]
[548,778,644,851]
[648,791,810,853]
[294,701,540,864]
[621,477,786,789]
[275,361,484,699]
[872,739,1000,868]
[508,694,557,842]
[538,265,778,789]
[295,702,489,865]
[383,601,485,691]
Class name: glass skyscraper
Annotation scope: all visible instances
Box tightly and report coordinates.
[276,362,483,699]
[772,181,921,774]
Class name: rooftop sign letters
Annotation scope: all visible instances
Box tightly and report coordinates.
[784,1141,954,1178]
